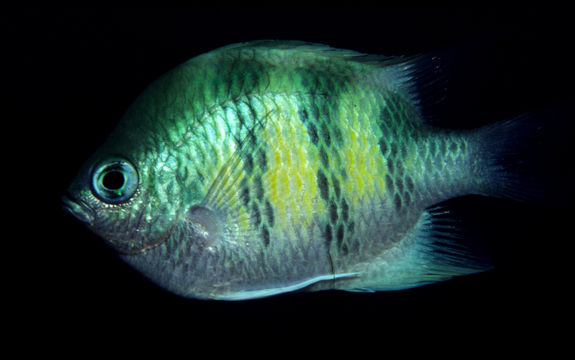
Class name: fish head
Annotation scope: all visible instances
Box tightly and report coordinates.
[62,146,179,255]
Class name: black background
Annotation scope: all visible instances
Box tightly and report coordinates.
[4,6,574,343]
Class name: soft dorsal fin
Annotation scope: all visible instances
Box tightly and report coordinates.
[218,40,450,123]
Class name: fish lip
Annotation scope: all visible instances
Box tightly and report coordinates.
[62,193,95,225]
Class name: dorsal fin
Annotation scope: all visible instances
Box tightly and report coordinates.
[218,40,450,124]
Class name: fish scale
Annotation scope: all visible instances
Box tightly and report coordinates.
[63,41,547,299]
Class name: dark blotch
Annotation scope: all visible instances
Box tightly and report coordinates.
[197,171,205,183]
[252,202,261,227]
[395,161,404,177]
[317,170,329,202]
[449,141,458,153]
[390,142,398,157]
[254,174,264,200]
[307,122,319,145]
[333,126,343,146]
[237,110,246,128]
[330,201,338,223]
[257,148,267,172]
[299,108,309,123]
[310,101,321,121]
[325,223,333,246]
[395,177,404,194]
[394,193,402,210]
[347,221,355,235]
[242,62,263,94]
[240,178,250,207]
[243,153,254,174]
[265,200,274,227]
[320,122,331,147]
[341,199,349,222]
[378,138,388,156]
[319,147,329,168]
[336,224,344,247]
[331,175,340,199]
[262,227,270,247]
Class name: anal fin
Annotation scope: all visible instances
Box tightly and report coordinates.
[349,203,493,292]
[214,273,360,300]
[414,204,493,281]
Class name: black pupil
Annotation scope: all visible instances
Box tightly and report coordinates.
[102,170,125,191]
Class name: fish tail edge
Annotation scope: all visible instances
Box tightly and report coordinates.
[474,106,572,206]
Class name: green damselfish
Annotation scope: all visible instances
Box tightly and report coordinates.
[63,41,546,300]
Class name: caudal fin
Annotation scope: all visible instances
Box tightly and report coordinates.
[475,106,572,205]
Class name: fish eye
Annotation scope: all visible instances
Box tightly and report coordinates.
[91,158,138,204]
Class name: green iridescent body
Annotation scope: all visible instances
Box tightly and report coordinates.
[64,41,519,300]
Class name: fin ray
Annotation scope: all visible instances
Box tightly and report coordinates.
[349,204,492,292]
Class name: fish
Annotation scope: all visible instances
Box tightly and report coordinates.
[62,40,555,300]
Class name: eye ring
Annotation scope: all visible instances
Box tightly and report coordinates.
[91,158,139,204]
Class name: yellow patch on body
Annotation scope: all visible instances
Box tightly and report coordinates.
[337,102,387,208]
[262,96,323,229]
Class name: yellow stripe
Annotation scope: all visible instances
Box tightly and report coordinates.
[337,98,387,208]
[262,95,323,229]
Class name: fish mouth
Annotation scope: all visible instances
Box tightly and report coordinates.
[62,193,95,225]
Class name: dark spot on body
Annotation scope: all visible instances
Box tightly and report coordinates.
[244,153,254,174]
[449,141,458,153]
[299,108,309,123]
[378,138,388,156]
[325,223,333,246]
[330,201,338,223]
[394,193,402,210]
[262,227,270,247]
[254,174,264,200]
[331,175,340,199]
[240,178,250,207]
[307,122,319,145]
[320,122,331,146]
[341,243,349,256]
[197,171,205,182]
[395,177,404,194]
[341,199,349,222]
[348,220,355,235]
[387,158,394,174]
[317,170,329,202]
[336,224,344,247]
[319,147,329,168]
[390,142,398,157]
[333,126,343,146]
[265,200,274,227]
[257,148,267,172]
[252,202,261,227]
